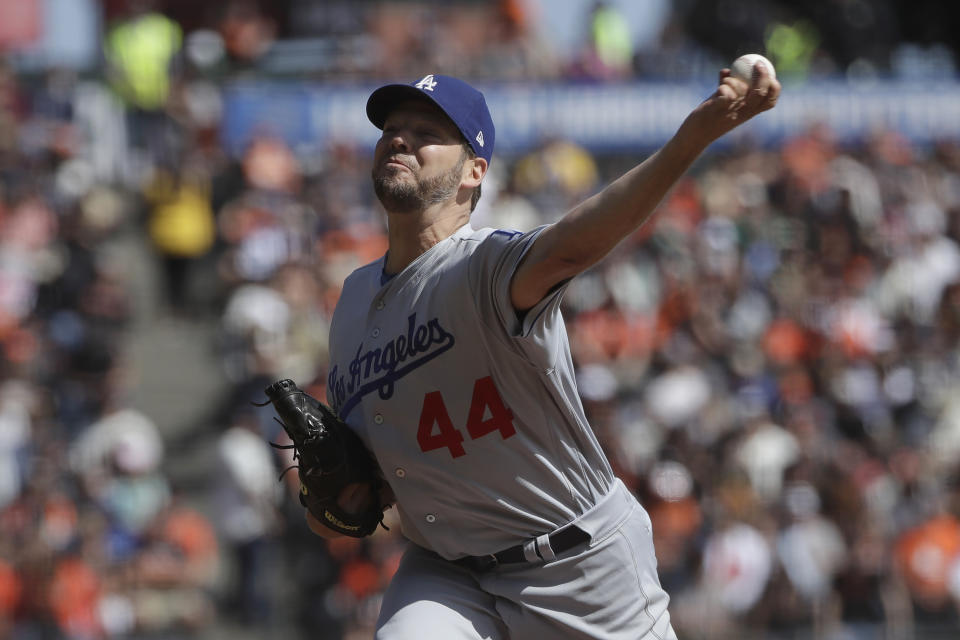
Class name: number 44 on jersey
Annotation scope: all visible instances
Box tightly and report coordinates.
[417,376,516,458]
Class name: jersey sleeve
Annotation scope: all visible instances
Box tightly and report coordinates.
[469,226,572,368]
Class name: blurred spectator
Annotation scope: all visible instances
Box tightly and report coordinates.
[511,137,600,222]
[696,520,774,625]
[895,512,960,622]
[104,1,182,111]
[0,558,20,636]
[216,136,316,287]
[104,0,184,169]
[144,154,217,314]
[125,497,218,634]
[777,482,848,603]
[0,381,32,512]
[217,0,277,65]
[569,1,635,80]
[214,410,283,625]
[484,0,559,80]
[70,406,170,537]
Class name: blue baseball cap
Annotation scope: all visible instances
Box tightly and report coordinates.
[366,74,495,165]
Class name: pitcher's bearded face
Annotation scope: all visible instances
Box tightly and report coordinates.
[372,100,468,214]
[372,152,465,213]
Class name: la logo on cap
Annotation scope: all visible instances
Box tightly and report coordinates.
[415,74,437,91]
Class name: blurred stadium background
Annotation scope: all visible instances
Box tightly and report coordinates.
[2,0,960,638]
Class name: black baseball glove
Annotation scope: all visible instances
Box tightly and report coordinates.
[257,379,388,538]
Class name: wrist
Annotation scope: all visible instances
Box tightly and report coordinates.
[665,116,712,167]
[678,110,720,151]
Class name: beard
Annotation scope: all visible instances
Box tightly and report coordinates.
[372,154,465,214]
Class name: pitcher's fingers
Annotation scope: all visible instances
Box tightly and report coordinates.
[715,82,740,103]
[745,73,781,111]
[750,59,773,88]
[764,77,782,106]
[722,75,750,98]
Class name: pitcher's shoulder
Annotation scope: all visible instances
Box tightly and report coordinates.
[459,226,532,248]
[341,256,385,287]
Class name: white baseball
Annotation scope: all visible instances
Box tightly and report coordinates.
[731,54,776,82]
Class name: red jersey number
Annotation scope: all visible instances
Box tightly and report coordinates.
[466,376,517,440]
[417,391,467,458]
[416,376,517,458]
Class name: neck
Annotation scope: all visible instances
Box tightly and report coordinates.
[383,204,470,274]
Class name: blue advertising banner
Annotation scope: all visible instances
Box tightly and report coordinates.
[221,80,960,157]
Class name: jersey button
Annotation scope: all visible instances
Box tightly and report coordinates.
[376,300,385,310]
[374,414,384,425]
[394,467,405,478]
[372,328,381,338]
[425,514,437,523]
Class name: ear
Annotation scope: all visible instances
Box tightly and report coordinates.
[462,156,487,188]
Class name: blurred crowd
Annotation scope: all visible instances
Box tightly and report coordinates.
[2,1,960,639]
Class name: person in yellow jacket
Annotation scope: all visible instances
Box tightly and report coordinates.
[146,160,216,313]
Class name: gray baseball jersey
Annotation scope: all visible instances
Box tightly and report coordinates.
[326,223,616,559]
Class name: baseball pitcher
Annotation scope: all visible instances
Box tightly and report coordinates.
[261,67,779,639]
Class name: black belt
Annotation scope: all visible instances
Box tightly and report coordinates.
[451,526,590,572]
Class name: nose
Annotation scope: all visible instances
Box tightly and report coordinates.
[387,132,410,153]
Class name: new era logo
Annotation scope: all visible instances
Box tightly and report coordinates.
[415,74,437,92]
[475,131,484,147]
